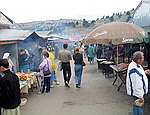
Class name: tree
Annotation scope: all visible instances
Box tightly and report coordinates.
[118,13,122,18]
[126,11,130,15]
[126,15,132,22]
[76,21,79,25]
[106,16,109,19]
[112,13,115,16]
[91,20,96,25]
[101,16,105,19]
[109,16,114,22]
[82,19,90,27]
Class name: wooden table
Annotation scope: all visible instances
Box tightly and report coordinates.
[97,59,107,73]
[110,65,127,91]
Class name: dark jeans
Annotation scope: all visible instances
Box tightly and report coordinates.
[41,77,50,92]
[62,62,71,84]
[97,50,102,59]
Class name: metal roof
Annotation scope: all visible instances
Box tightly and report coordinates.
[0,29,34,41]
[34,31,50,38]
[130,0,150,27]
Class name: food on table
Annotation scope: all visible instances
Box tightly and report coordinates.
[118,63,128,70]
[16,72,34,80]
[16,73,28,81]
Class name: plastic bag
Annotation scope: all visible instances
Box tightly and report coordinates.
[57,62,62,71]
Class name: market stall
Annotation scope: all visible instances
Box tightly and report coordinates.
[17,72,38,94]
[15,72,40,106]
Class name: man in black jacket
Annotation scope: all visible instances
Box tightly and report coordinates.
[0,59,21,115]
[18,48,30,73]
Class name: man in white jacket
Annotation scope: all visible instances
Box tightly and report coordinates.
[126,51,148,115]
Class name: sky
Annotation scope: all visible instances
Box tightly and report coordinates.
[1,0,142,23]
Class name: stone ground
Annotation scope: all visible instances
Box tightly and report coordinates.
[20,59,150,115]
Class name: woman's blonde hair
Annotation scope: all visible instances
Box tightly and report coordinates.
[75,47,80,53]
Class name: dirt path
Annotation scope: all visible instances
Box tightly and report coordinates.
[20,59,150,115]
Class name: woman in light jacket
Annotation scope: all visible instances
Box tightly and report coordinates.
[37,52,52,94]
[3,52,15,72]
[73,47,83,88]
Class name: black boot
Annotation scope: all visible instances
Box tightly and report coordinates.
[76,84,78,88]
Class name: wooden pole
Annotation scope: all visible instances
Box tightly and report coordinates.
[117,45,119,66]
[15,42,19,72]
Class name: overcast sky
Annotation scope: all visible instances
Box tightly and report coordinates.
[1,0,141,23]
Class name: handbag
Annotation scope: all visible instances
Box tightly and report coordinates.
[43,59,51,76]
[82,61,86,66]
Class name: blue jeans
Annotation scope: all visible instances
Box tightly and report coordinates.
[50,71,54,79]
[132,97,144,115]
[74,64,83,86]
[53,71,58,82]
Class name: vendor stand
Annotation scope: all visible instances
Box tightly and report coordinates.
[16,72,40,106]
[17,72,38,94]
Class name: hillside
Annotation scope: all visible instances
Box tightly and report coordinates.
[11,9,134,36]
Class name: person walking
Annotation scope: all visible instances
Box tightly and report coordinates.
[97,44,103,59]
[0,59,21,115]
[58,44,72,88]
[80,43,85,57]
[54,43,60,59]
[48,51,59,87]
[88,44,95,64]
[84,44,89,58]
[73,47,83,88]
[126,51,148,115]
[37,52,52,94]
